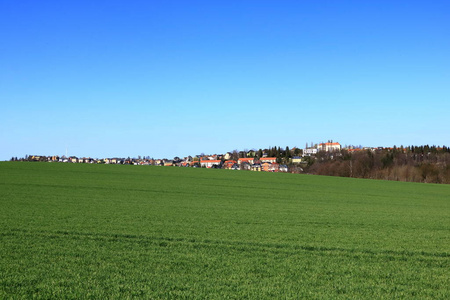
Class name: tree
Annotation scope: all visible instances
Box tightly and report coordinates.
[285,146,291,159]
[231,150,239,161]
[381,153,394,168]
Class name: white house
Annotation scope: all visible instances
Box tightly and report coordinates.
[200,160,222,168]
[303,148,318,157]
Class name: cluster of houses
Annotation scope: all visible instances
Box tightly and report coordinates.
[25,141,394,173]
[28,154,291,172]
[196,156,289,172]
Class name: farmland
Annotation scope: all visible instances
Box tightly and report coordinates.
[0,162,449,299]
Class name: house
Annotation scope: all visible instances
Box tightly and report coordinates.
[262,162,279,172]
[140,160,151,165]
[164,160,174,167]
[279,165,289,172]
[251,163,262,171]
[260,157,277,163]
[247,150,256,157]
[238,157,254,165]
[303,148,318,157]
[224,160,237,169]
[231,163,240,170]
[200,159,222,168]
[223,152,232,160]
[291,156,302,164]
[202,155,218,161]
[241,162,252,170]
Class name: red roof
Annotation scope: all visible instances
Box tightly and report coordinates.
[319,142,340,146]
[238,158,254,161]
[200,160,221,163]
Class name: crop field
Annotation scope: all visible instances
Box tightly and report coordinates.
[0,162,449,299]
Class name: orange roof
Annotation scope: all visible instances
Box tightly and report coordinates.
[261,157,276,160]
[238,158,254,161]
[319,142,340,146]
[200,160,221,163]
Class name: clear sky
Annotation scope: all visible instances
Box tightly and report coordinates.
[1,1,449,160]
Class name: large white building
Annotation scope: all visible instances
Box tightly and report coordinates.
[318,142,341,152]
[303,142,341,156]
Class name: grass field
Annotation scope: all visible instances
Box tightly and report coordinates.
[0,162,449,299]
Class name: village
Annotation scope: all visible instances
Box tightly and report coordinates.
[20,141,391,173]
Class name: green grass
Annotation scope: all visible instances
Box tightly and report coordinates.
[0,162,449,299]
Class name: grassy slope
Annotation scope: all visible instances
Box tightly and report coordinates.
[0,162,449,299]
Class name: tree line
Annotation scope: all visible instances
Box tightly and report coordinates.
[306,146,450,184]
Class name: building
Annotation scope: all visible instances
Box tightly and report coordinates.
[291,156,302,164]
[164,160,174,166]
[251,164,262,171]
[223,160,237,169]
[318,142,341,152]
[303,148,318,157]
[200,160,222,168]
[279,165,289,172]
[303,141,341,156]
[238,158,255,165]
[262,162,279,172]
[260,157,277,163]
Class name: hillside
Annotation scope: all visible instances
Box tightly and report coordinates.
[0,162,449,298]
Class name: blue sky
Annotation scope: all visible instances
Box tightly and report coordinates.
[1,1,449,160]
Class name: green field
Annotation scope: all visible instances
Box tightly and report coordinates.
[0,162,449,299]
